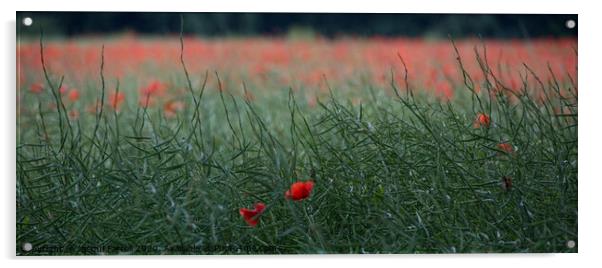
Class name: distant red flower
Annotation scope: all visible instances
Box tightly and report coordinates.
[140,80,167,97]
[163,100,185,118]
[473,113,491,128]
[497,142,514,154]
[30,83,44,94]
[59,85,68,95]
[435,81,453,99]
[109,91,125,110]
[68,89,80,102]
[285,180,315,201]
[239,202,266,227]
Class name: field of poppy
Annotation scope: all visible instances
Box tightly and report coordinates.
[16,33,577,254]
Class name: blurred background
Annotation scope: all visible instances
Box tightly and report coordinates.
[17,12,577,39]
[16,12,578,105]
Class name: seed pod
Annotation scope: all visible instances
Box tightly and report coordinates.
[502,176,513,191]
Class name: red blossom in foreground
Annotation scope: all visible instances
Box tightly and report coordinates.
[497,142,514,154]
[473,113,491,128]
[239,202,266,227]
[285,180,315,201]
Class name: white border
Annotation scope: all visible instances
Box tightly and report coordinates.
[3,1,600,267]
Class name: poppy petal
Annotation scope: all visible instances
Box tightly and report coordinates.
[285,180,314,201]
[240,203,265,227]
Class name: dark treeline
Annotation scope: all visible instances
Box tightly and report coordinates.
[17,12,577,39]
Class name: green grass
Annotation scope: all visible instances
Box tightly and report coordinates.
[16,36,577,255]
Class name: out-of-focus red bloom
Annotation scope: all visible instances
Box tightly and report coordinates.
[109,91,125,110]
[239,202,266,227]
[497,142,514,154]
[285,180,314,201]
[30,83,44,94]
[16,38,575,98]
[435,81,453,99]
[68,89,80,102]
[59,85,68,95]
[138,81,167,107]
[163,100,185,118]
[473,113,491,128]
[140,80,167,97]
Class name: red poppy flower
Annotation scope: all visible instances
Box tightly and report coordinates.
[239,202,266,227]
[68,89,80,102]
[108,91,125,110]
[59,85,68,95]
[30,83,44,94]
[497,142,514,154]
[163,100,185,118]
[473,113,491,128]
[285,180,314,201]
[140,80,167,97]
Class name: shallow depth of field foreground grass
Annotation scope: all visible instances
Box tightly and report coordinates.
[16,35,577,254]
